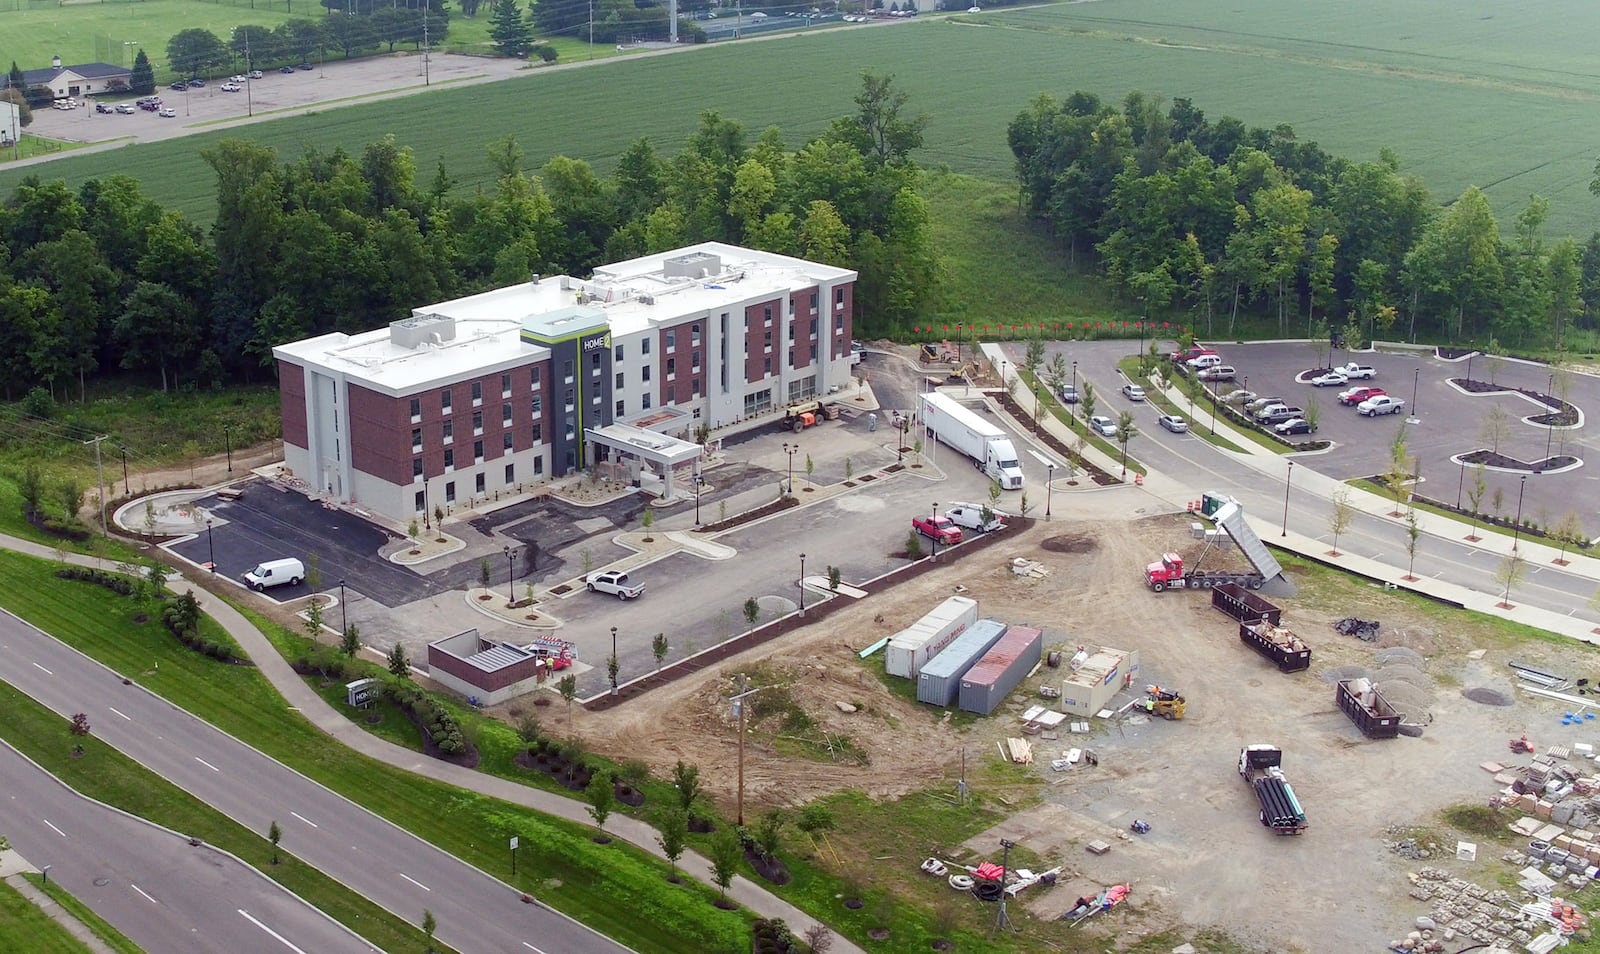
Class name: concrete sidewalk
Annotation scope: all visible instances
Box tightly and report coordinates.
[0,532,866,954]
[0,847,119,954]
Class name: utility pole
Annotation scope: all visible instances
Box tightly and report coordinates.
[730,673,761,826]
[84,435,109,533]
[422,9,431,85]
[588,0,594,59]
[119,446,129,495]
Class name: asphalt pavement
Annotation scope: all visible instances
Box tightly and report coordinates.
[0,742,376,954]
[0,611,632,954]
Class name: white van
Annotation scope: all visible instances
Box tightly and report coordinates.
[242,558,305,591]
[944,503,1006,534]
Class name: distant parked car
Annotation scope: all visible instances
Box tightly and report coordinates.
[1223,389,1256,404]
[115,103,135,114]
[280,65,297,74]
[1059,384,1079,404]
[1171,346,1216,365]
[944,503,1004,534]
[297,62,314,70]
[1197,365,1236,382]
[1186,354,1224,371]
[1358,395,1406,417]
[1339,385,1386,406]
[1275,418,1313,436]
[230,74,247,83]
[169,81,187,91]
[1158,414,1189,433]
[1246,395,1285,412]
[912,513,963,546]
[95,102,113,113]
[1089,415,1118,438]
[186,77,205,87]
[157,107,177,117]
[585,570,644,599]
[220,82,241,92]
[248,69,264,79]
[1309,370,1348,387]
[1121,383,1146,402]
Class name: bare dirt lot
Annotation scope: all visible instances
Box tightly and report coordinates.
[579,508,1598,952]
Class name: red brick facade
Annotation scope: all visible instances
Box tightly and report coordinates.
[279,362,308,450]
[427,642,538,691]
[657,318,705,407]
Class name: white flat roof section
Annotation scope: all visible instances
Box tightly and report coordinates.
[586,423,702,466]
[430,629,535,673]
[273,316,547,397]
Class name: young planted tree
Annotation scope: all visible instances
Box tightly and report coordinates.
[1303,398,1321,434]
[651,632,669,672]
[904,530,923,560]
[1383,424,1410,516]
[805,453,815,490]
[755,808,786,860]
[268,820,282,865]
[658,808,689,881]
[708,827,743,904]
[1465,464,1488,540]
[606,652,620,695]
[1552,512,1586,566]
[387,643,410,678]
[585,772,615,840]
[408,518,420,542]
[421,909,437,954]
[479,557,492,590]
[672,760,701,814]
[303,598,325,642]
[1043,352,1069,404]
[795,803,836,844]
[827,565,841,590]
[641,507,655,541]
[1480,403,1510,455]
[340,624,361,657]
[1114,411,1139,479]
[306,553,322,593]
[1080,381,1097,427]
[1495,551,1527,609]
[743,597,761,632]
[1403,509,1421,581]
[1327,490,1355,556]
[558,674,578,732]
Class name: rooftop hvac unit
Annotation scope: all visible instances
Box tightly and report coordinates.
[639,295,655,305]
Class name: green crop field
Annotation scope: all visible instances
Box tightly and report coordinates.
[3,0,1599,234]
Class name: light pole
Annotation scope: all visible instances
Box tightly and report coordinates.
[694,473,705,526]
[1512,474,1527,552]
[503,544,515,603]
[338,578,347,634]
[1544,373,1556,465]
[782,442,797,496]
[205,518,216,572]
[1138,316,1146,369]
[1281,461,1294,537]
[1456,460,1465,510]
[1070,359,1077,404]
[610,626,618,696]
[1044,462,1056,519]
[1411,367,1420,417]
[930,501,939,561]
[224,424,233,474]
[798,552,806,615]
[1466,351,1475,383]
[897,418,907,466]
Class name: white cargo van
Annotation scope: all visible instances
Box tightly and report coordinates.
[242,558,305,591]
[944,503,1006,533]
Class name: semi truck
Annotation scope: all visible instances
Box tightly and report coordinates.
[918,392,1024,490]
[1239,620,1312,673]
[1238,744,1306,835]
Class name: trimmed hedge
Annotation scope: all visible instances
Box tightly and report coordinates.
[386,682,467,754]
[55,566,137,596]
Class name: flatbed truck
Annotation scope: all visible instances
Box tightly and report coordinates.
[1238,744,1306,835]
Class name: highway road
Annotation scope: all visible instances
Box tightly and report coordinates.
[0,741,376,954]
[1018,340,1600,624]
[0,611,633,954]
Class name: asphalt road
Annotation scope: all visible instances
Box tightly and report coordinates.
[0,742,376,954]
[1023,339,1600,626]
[0,611,632,954]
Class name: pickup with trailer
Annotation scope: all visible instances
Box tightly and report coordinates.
[1239,744,1307,835]
[1240,620,1312,672]
[585,570,645,599]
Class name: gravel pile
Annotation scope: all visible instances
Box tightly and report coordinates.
[1464,686,1515,707]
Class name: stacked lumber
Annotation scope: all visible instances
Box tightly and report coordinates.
[1005,737,1034,764]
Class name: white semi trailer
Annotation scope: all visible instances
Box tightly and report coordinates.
[918,392,1024,490]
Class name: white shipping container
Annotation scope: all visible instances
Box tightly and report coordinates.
[885,596,979,678]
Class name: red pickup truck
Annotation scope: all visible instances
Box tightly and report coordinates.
[912,514,963,545]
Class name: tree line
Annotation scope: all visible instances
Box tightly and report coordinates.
[1008,90,1600,350]
[165,4,452,82]
[0,74,935,400]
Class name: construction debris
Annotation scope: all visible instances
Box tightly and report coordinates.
[1004,737,1034,764]
[1010,557,1050,578]
[1334,617,1381,641]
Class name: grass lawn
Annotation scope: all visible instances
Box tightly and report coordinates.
[0,876,98,954]
[0,135,93,162]
[21,874,146,954]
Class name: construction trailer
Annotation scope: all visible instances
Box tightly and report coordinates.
[1211,583,1282,626]
[917,619,1009,706]
[1337,678,1403,739]
[958,625,1044,715]
[1058,645,1139,717]
[884,596,980,679]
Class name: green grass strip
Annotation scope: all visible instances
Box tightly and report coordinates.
[21,874,146,954]
[0,875,98,954]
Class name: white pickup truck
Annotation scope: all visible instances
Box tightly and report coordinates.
[585,570,645,599]
[1335,362,1377,380]
[945,502,1006,533]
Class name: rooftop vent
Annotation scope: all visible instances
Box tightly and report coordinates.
[663,251,721,280]
[389,313,457,350]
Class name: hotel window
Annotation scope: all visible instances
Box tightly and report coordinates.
[475,473,485,495]
[642,394,652,410]
[614,343,624,361]
[531,395,542,417]
[409,397,421,421]
[591,352,603,372]
[442,420,453,444]
[412,457,423,480]
[642,366,651,382]
[763,306,773,325]
[562,360,573,382]
[445,480,456,503]
[692,351,701,372]
[505,463,515,484]
[642,338,651,355]
[666,330,676,349]
[531,423,542,442]
[503,433,513,453]
[835,287,845,307]
[441,389,452,411]
[444,449,454,471]
[615,399,626,417]
[534,457,544,475]
[471,381,482,405]
[472,410,483,435]
[473,439,484,463]
[835,313,845,331]
[691,324,701,346]
[615,371,624,389]
[503,402,513,427]
[414,491,425,512]
[531,367,541,389]
[666,358,676,378]
[411,428,422,452]
[501,372,512,397]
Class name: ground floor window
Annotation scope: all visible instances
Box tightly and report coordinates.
[787,375,817,403]
[445,481,456,503]
[534,457,544,475]
[414,491,424,512]
[505,463,514,484]
[475,473,486,495]
[743,388,773,416]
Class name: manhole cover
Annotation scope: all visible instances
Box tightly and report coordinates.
[1040,534,1096,554]
[93,878,110,887]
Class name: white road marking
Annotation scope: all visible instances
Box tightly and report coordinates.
[1369,552,1384,560]
[399,872,431,891]
[238,910,310,954]
[524,943,549,953]
[290,811,318,828]
[41,819,66,837]
[107,707,130,721]
[31,662,52,675]
[131,884,158,904]
[194,756,220,772]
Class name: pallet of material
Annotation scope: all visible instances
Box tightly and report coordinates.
[1003,737,1034,764]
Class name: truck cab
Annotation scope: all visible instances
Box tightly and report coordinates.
[1144,552,1185,591]
[987,439,1024,490]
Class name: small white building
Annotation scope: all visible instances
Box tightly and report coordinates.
[22,57,132,99]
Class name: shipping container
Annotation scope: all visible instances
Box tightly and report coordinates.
[917,619,1009,706]
[958,625,1043,715]
[1211,583,1282,626]
[884,596,979,678]
[1336,678,1402,739]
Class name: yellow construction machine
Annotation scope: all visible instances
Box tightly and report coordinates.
[1142,685,1186,720]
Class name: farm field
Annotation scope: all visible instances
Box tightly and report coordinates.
[5,0,1600,236]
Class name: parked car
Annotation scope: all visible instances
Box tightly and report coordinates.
[1309,370,1347,387]
[1186,354,1224,371]
[1246,395,1285,412]
[169,81,188,91]
[1158,414,1189,433]
[280,65,297,74]
[1358,395,1406,416]
[157,107,177,117]
[1254,402,1291,421]
[115,103,135,114]
[230,74,247,83]
[1334,362,1377,380]
[95,102,113,113]
[944,503,1004,534]
[912,513,963,545]
[1197,365,1237,382]
[1121,383,1146,401]
[1259,406,1305,425]
[1223,389,1256,404]
[248,69,264,79]
[1171,346,1216,365]
[242,558,305,591]
[1089,415,1118,438]
[186,77,205,87]
[297,62,314,70]
[1059,384,1079,404]
[1339,385,1386,406]
[1274,418,1313,435]
[220,82,241,92]
[585,570,644,599]
[138,100,160,111]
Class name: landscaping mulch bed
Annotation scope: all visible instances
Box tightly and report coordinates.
[614,783,646,807]
[1456,450,1576,471]
[993,393,1119,485]
[745,849,791,886]
[1448,378,1579,426]
[691,494,800,534]
[398,704,482,770]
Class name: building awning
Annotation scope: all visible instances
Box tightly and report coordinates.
[585,422,701,468]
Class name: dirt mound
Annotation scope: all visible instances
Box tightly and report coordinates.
[1040,533,1097,554]
[1464,686,1515,706]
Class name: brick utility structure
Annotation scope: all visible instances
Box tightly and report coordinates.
[426,629,545,705]
[274,243,857,525]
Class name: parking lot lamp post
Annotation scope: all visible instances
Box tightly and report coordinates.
[1138,316,1146,370]
[205,518,216,572]
[224,424,233,474]
[1466,352,1475,383]
[1281,462,1293,538]
[1456,460,1465,510]
[1545,373,1556,464]
[1411,367,1420,417]
[610,626,618,695]
[1045,462,1056,519]
[503,545,515,603]
[798,552,806,615]
[1071,360,1077,406]
[694,473,704,526]
[338,578,347,634]
[1209,379,1218,433]
[1512,474,1527,552]
[930,502,939,562]
[782,442,797,496]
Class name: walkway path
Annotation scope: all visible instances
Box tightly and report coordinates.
[0,847,118,954]
[0,532,865,953]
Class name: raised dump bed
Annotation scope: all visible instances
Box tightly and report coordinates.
[1211,583,1282,626]
[1336,678,1402,739]
[1239,621,1311,673]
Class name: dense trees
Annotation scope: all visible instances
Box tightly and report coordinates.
[157,7,449,78]
[0,74,935,397]
[1009,90,1600,348]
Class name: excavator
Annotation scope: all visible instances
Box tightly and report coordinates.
[1141,685,1186,720]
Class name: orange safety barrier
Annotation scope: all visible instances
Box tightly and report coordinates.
[1134,473,1144,487]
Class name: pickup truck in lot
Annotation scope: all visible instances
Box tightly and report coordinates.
[585,570,645,599]
[1255,404,1305,424]
[913,514,964,545]
[1358,395,1406,417]
[1334,362,1377,380]
[1338,385,1385,406]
